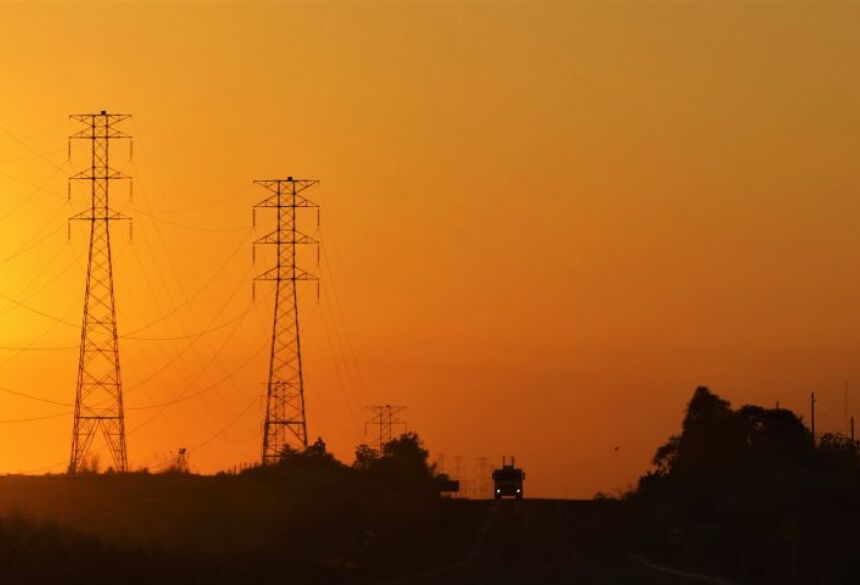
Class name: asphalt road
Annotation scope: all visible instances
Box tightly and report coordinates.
[394,499,734,585]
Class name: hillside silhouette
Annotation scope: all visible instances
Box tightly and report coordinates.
[1,393,858,584]
[0,433,480,584]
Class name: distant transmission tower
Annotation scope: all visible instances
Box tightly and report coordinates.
[253,177,320,464]
[68,111,132,473]
[453,455,464,499]
[475,456,490,499]
[365,405,407,452]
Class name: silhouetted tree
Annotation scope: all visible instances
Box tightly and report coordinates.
[641,387,817,516]
[352,443,379,471]
[652,435,679,476]
[633,386,860,583]
[382,433,431,473]
[369,433,438,494]
[276,437,343,472]
[818,432,859,469]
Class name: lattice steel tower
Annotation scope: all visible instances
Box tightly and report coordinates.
[68,111,132,473]
[253,178,319,464]
[365,405,407,452]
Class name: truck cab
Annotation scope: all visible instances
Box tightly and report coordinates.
[492,456,525,500]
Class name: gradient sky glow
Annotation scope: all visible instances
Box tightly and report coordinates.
[0,1,859,497]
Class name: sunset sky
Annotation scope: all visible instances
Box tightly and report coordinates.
[1,1,859,497]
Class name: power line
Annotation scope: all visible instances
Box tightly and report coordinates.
[0,290,256,342]
[132,208,249,233]
[0,344,75,351]
[122,149,255,450]
[0,411,70,424]
[125,336,269,426]
[0,384,72,406]
[0,291,78,327]
[120,226,254,337]
[0,122,69,172]
[190,395,260,454]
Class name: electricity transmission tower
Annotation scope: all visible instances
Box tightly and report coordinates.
[475,456,491,499]
[453,455,464,499]
[253,177,320,464]
[365,405,407,452]
[68,111,132,473]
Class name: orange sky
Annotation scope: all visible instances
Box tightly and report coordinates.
[0,1,859,497]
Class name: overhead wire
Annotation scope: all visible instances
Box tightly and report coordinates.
[120,148,259,455]
[0,160,70,223]
[320,244,376,406]
[0,385,72,407]
[131,208,249,233]
[131,184,253,215]
[0,291,77,327]
[0,206,68,268]
[0,411,70,424]
[0,240,72,320]
[125,335,269,420]
[0,256,84,367]
[113,218,241,446]
[313,284,363,438]
[0,122,70,173]
[188,395,260,454]
[0,344,75,351]
[18,459,67,474]
[0,148,65,163]
[120,225,254,337]
[122,273,260,397]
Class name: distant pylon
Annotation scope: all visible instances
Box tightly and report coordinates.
[68,111,133,473]
[475,456,490,499]
[453,455,464,499]
[365,405,407,452]
[253,177,320,464]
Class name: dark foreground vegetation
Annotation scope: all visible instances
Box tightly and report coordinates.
[2,391,857,584]
[0,434,482,584]
[624,386,860,585]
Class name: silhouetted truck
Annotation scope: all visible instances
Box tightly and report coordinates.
[492,456,525,500]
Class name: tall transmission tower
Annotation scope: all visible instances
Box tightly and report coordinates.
[365,405,407,452]
[67,111,132,473]
[253,177,320,464]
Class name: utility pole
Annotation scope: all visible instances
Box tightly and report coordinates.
[365,405,407,452]
[253,177,320,464]
[450,455,461,498]
[68,111,132,474]
[176,448,188,473]
[811,392,816,445]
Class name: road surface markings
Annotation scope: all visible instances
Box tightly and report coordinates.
[630,554,739,585]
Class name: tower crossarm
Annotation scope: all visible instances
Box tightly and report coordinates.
[69,209,131,222]
[253,265,318,282]
[253,229,318,247]
[69,168,132,182]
